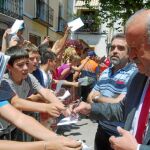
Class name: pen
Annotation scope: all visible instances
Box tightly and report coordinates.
[73,97,83,108]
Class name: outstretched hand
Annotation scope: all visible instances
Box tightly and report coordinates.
[73,101,91,116]
[46,136,82,150]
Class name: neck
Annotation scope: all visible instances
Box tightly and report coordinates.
[112,62,129,73]
[10,73,22,85]
[40,64,49,73]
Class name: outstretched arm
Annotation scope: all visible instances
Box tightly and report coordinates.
[0,103,82,150]
[0,103,57,140]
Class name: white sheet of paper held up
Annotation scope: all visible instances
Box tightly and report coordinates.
[68,18,84,32]
[10,19,24,34]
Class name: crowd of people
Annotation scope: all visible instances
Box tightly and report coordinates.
[0,8,150,150]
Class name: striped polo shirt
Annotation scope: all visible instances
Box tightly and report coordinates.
[93,63,138,135]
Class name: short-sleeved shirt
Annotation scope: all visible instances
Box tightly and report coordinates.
[0,100,9,107]
[40,69,52,89]
[32,68,45,87]
[0,73,42,100]
[81,59,99,80]
[57,64,71,79]
[93,63,138,135]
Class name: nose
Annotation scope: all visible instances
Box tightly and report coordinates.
[23,64,28,70]
[34,58,38,63]
[112,46,119,54]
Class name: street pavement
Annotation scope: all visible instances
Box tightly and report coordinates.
[57,116,98,150]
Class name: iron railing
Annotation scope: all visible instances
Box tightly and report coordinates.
[0,0,23,19]
[36,0,54,26]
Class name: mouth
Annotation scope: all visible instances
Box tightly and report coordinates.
[111,56,119,59]
[22,72,28,76]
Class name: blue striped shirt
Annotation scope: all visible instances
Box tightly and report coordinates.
[93,63,138,135]
[94,63,137,97]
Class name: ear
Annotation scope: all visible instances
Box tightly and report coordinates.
[7,64,12,71]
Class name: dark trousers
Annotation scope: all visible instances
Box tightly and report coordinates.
[94,125,113,150]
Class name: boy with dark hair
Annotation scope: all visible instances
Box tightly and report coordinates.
[1,46,65,117]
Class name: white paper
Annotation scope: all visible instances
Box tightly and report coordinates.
[68,18,84,32]
[0,53,10,82]
[57,115,78,126]
[78,140,92,150]
[57,114,79,126]
[58,90,71,100]
[10,19,24,34]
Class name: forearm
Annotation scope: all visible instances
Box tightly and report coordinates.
[11,97,47,113]
[63,80,79,87]
[73,71,80,81]
[27,94,48,103]
[39,88,60,103]
[74,58,89,71]
[0,104,57,140]
[90,102,124,121]
[1,37,8,52]
[0,141,45,150]
[51,33,68,54]
[96,96,121,103]
[14,113,57,140]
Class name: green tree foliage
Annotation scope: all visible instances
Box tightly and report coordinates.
[84,0,150,28]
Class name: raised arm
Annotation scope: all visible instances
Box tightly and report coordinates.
[51,26,71,54]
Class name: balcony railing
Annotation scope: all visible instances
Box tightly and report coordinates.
[0,0,23,19]
[36,0,54,27]
[78,16,100,33]
[58,17,67,32]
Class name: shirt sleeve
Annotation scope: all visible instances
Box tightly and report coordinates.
[28,74,43,94]
[0,100,9,107]
[137,144,140,150]
[0,79,16,101]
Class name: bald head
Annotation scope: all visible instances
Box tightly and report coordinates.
[125,9,150,76]
[125,9,150,45]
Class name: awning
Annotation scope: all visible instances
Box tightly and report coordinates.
[75,0,99,8]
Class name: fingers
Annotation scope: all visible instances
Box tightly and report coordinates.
[117,126,126,136]
[109,135,117,149]
[64,139,82,148]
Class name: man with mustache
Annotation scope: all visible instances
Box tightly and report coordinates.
[86,33,137,150]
